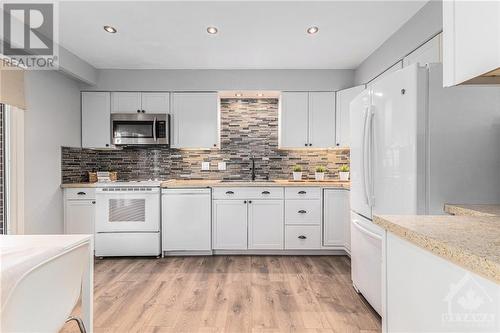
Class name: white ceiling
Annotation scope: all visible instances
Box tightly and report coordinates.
[60,1,428,70]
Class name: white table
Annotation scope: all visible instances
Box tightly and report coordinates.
[0,234,94,332]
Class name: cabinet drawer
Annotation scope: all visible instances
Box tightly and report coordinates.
[212,187,283,199]
[65,188,96,200]
[285,225,321,249]
[285,200,321,225]
[285,187,321,199]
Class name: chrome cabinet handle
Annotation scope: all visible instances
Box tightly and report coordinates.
[226,191,234,195]
[298,210,307,214]
[298,235,307,240]
[262,191,270,195]
[248,200,252,204]
[77,192,86,196]
[244,200,247,204]
[298,191,306,194]
[92,201,96,204]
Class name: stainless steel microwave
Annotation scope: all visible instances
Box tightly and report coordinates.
[111,113,170,146]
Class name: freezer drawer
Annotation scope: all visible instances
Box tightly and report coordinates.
[95,232,160,257]
[350,212,383,315]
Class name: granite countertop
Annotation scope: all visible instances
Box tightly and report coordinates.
[374,214,500,284]
[161,179,350,189]
[444,204,500,217]
[61,179,350,189]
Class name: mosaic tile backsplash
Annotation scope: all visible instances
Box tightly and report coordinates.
[62,99,349,183]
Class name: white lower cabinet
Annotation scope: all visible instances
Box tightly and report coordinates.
[285,187,321,249]
[162,188,211,252]
[212,187,285,250]
[384,232,500,332]
[64,188,96,234]
[323,189,350,249]
[248,200,284,249]
[213,200,248,250]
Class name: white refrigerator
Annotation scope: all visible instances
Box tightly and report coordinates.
[349,63,500,315]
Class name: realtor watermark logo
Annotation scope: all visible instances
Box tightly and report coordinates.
[2,2,59,69]
[442,273,497,330]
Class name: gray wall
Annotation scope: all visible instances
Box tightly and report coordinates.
[24,71,81,234]
[84,69,355,92]
[354,0,442,85]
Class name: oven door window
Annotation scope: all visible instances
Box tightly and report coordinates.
[113,121,153,138]
[109,199,146,222]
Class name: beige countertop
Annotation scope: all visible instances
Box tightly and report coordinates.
[374,214,500,284]
[61,179,350,189]
[161,179,350,188]
[61,183,102,188]
[444,203,500,217]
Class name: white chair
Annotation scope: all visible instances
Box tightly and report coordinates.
[1,243,89,333]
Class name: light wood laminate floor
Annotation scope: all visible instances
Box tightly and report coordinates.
[62,256,381,333]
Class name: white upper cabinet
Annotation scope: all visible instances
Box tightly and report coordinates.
[308,92,336,148]
[81,92,111,149]
[141,93,170,113]
[112,92,170,114]
[280,91,336,148]
[443,0,500,86]
[335,85,364,148]
[403,34,442,67]
[171,92,219,149]
[111,92,142,113]
[280,92,309,148]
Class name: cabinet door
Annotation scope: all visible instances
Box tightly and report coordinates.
[443,0,500,86]
[162,189,211,251]
[171,92,219,148]
[280,92,309,148]
[323,189,350,247]
[335,86,365,148]
[248,200,284,249]
[213,200,248,249]
[82,92,111,148]
[64,200,95,234]
[308,92,336,148]
[111,92,142,113]
[403,34,442,67]
[141,92,170,113]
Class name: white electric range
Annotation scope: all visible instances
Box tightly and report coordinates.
[94,180,162,257]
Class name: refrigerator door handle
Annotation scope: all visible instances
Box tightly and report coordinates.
[352,219,382,241]
[362,107,370,205]
[365,108,374,207]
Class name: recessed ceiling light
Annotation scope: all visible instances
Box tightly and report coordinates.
[307,26,319,35]
[103,25,117,34]
[235,93,242,97]
[207,26,218,34]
